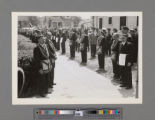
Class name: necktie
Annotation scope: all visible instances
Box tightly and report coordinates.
[43,44,49,57]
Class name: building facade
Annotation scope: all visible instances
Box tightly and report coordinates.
[79,19,93,29]
[39,16,79,29]
[93,16,139,30]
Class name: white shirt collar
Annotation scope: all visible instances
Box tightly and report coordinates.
[122,42,126,45]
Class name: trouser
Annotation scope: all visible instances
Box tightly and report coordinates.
[111,54,119,75]
[81,49,87,63]
[49,68,55,86]
[49,62,55,86]
[51,67,55,85]
[91,44,96,57]
[87,45,90,52]
[37,73,49,95]
[133,46,138,63]
[77,43,80,52]
[75,42,78,51]
[56,41,60,50]
[119,66,132,87]
[98,53,105,69]
[106,45,111,56]
[61,42,66,54]
[70,45,75,58]
[52,40,56,48]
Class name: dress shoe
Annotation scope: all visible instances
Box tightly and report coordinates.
[126,86,133,89]
[113,75,120,79]
[120,84,126,87]
[53,83,56,85]
[49,84,53,88]
[40,94,46,97]
[82,63,87,66]
[101,69,106,73]
[96,69,102,72]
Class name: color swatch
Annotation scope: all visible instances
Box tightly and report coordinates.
[98,110,119,115]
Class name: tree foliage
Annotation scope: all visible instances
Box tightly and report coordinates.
[28,16,40,26]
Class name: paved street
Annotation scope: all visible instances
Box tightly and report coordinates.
[47,48,137,100]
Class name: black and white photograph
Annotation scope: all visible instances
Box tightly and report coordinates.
[12,12,142,104]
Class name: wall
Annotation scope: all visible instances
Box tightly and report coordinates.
[93,16,138,30]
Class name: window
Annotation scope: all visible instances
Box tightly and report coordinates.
[109,17,112,24]
[137,16,139,26]
[120,16,126,29]
[58,22,62,28]
[52,22,57,28]
[99,18,103,29]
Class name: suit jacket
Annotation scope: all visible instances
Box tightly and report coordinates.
[61,33,67,43]
[97,35,107,53]
[111,40,120,61]
[118,42,134,66]
[33,44,50,71]
[46,40,56,65]
[89,33,97,45]
[70,32,77,42]
[106,33,112,46]
[111,40,120,53]
[81,35,89,49]
[70,32,77,46]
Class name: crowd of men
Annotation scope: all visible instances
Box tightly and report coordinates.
[19,26,138,97]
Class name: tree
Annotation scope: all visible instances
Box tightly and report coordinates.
[28,16,40,27]
[71,16,82,27]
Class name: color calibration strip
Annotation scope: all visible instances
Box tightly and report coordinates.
[98,110,119,115]
[39,110,74,115]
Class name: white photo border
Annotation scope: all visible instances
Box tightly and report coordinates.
[12,12,143,105]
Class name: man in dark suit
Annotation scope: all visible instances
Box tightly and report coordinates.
[130,29,138,63]
[80,32,89,65]
[69,30,77,59]
[96,28,107,72]
[118,34,134,89]
[61,30,67,54]
[106,28,112,56]
[111,33,120,79]
[55,30,61,51]
[46,32,57,89]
